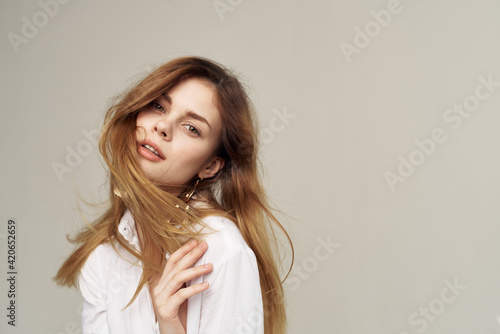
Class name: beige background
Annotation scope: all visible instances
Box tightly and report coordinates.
[1,0,500,333]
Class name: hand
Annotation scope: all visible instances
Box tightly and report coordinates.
[150,239,213,334]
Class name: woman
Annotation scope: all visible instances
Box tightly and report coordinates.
[54,56,293,334]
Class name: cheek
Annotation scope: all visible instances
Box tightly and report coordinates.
[135,112,147,127]
[135,112,150,139]
[135,127,144,143]
[172,141,213,167]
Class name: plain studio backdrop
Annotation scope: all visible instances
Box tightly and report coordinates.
[1,0,500,333]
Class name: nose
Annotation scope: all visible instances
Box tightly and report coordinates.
[154,125,167,137]
[153,118,170,138]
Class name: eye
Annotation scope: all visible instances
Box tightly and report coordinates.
[183,124,201,136]
[151,101,165,112]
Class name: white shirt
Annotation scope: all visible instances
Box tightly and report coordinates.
[78,208,264,334]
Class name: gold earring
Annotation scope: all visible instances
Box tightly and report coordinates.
[176,177,203,212]
[185,177,203,205]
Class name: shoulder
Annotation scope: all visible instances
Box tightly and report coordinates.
[78,243,113,302]
[195,215,259,275]
[200,215,242,238]
[79,243,113,282]
[84,241,121,265]
[79,240,131,283]
[198,215,249,254]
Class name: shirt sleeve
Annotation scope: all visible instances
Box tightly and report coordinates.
[187,217,264,334]
[78,245,109,334]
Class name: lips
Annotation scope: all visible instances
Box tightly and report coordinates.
[138,139,165,160]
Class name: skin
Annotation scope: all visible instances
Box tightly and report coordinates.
[134,77,226,333]
[135,77,225,195]
[152,240,213,334]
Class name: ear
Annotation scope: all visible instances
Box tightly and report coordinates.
[198,157,225,179]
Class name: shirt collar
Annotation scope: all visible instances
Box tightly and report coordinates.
[117,208,141,250]
[117,201,208,249]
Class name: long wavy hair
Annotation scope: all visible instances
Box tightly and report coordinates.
[54,56,293,334]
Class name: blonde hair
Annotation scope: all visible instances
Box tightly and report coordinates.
[54,56,294,334]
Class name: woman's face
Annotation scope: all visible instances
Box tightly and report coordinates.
[135,77,225,194]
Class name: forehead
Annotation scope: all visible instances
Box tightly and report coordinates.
[165,76,213,95]
[163,78,218,109]
[163,77,223,133]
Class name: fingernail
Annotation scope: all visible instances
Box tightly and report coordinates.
[189,239,197,246]
[204,263,212,268]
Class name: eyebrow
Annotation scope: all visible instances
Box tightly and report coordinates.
[161,93,212,129]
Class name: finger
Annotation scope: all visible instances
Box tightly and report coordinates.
[155,282,210,321]
[169,282,210,310]
[167,239,199,265]
[170,240,209,273]
[158,240,209,290]
[155,263,213,300]
[160,239,199,280]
